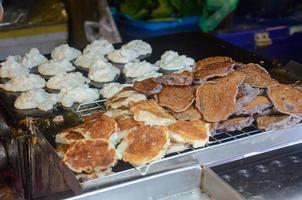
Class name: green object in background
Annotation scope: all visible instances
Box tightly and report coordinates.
[114,0,203,20]
[199,0,238,32]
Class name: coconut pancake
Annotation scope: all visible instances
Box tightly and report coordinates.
[105,89,147,109]
[238,63,278,88]
[236,96,272,115]
[196,81,238,122]
[133,78,163,95]
[170,105,202,121]
[153,71,193,86]
[217,117,255,132]
[116,117,144,131]
[57,113,118,143]
[211,71,246,85]
[157,85,194,113]
[130,100,176,126]
[168,120,210,148]
[55,130,86,144]
[236,83,260,109]
[104,109,131,120]
[63,139,117,173]
[257,115,302,131]
[194,58,235,82]
[194,56,234,71]
[267,84,302,115]
[116,125,169,166]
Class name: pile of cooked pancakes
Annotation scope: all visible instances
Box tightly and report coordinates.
[55,56,302,179]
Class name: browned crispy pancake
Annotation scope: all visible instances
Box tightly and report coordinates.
[194,58,235,82]
[236,83,260,109]
[194,56,233,70]
[168,120,210,148]
[130,100,176,126]
[217,117,254,132]
[237,96,272,115]
[58,113,118,141]
[117,125,169,166]
[238,63,278,88]
[267,84,302,115]
[63,139,116,173]
[170,105,202,120]
[211,71,246,85]
[257,115,301,131]
[116,117,144,131]
[105,89,146,109]
[196,81,238,122]
[153,71,193,86]
[133,78,163,95]
[158,85,194,112]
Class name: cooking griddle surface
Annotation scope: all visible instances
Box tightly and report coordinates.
[213,143,302,200]
[0,31,275,123]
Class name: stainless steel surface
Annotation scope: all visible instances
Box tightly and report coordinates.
[202,167,244,200]
[62,161,244,200]
[213,143,302,200]
[69,162,203,200]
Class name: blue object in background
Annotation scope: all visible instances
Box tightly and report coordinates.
[216,25,302,65]
[112,12,199,40]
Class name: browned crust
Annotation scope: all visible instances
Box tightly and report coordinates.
[122,125,169,166]
[193,59,235,81]
[133,78,163,95]
[158,85,194,112]
[195,81,238,122]
[256,115,289,130]
[153,71,193,86]
[170,105,202,120]
[240,96,272,113]
[63,139,116,173]
[217,116,254,131]
[194,56,233,71]
[168,120,209,141]
[211,71,246,86]
[116,117,144,131]
[267,84,302,115]
[238,63,278,88]
[130,100,175,120]
[62,113,118,140]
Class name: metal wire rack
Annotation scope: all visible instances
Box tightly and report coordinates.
[72,98,267,175]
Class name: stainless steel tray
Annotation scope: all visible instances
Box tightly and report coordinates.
[53,159,243,200]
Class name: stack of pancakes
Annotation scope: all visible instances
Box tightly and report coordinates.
[55,56,302,180]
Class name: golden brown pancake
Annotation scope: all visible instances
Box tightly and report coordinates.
[194,56,233,71]
[196,81,238,122]
[157,85,194,112]
[237,96,272,115]
[55,130,86,144]
[211,71,246,85]
[130,100,176,126]
[116,117,144,131]
[58,113,118,141]
[170,105,202,121]
[117,125,169,166]
[267,84,302,115]
[238,63,278,88]
[217,117,254,132]
[153,71,193,86]
[168,120,210,148]
[133,78,163,95]
[63,139,117,173]
[194,59,235,81]
[105,89,147,109]
[256,115,301,131]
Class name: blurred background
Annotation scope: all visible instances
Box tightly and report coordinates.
[0,0,302,65]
